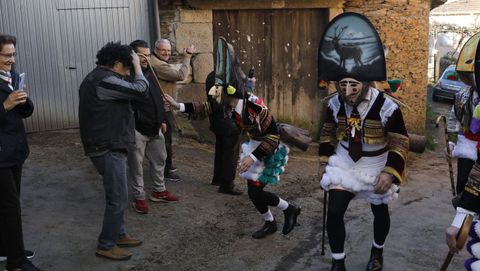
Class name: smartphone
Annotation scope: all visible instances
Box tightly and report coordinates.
[17,73,26,90]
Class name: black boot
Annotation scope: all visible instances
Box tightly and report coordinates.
[6,261,43,271]
[282,204,301,235]
[330,258,346,271]
[252,220,277,239]
[366,247,383,271]
[218,186,243,195]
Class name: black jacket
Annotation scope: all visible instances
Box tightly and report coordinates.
[78,66,148,155]
[0,71,34,167]
[205,72,240,137]
[132,70,166,137]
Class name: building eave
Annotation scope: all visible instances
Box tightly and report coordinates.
[186,0,344,10]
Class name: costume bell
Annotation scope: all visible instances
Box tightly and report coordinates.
[317,12,409,271]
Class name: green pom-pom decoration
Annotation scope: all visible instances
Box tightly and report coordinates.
[258,146,289,185]
[263,168,273,176]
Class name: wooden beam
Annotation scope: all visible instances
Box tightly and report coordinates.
[431,0,448,10]
[187,0,343,10]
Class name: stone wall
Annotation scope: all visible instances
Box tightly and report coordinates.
[344,0,431,133]
[158,7,213,102]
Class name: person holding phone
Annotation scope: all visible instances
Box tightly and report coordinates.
[0,34,42,271]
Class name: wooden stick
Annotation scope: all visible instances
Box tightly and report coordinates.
[138,53,182,134]
[321,190,328,256]
[435,115,456,196]
[440,214,473,271]
[440,252,454,271]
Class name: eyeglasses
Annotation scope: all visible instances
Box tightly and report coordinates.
[155,47,170,52]
[0,52,16,59]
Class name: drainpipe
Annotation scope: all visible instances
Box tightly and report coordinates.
[152,0,161,43]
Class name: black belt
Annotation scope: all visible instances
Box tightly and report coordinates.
[340,143,387,157]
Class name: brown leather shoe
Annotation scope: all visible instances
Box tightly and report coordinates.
[117,234,142,247]
[95,246,132,260]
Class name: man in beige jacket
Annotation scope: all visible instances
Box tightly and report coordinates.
[150,39,195,181]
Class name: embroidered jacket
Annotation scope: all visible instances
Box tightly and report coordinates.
[454,89,480,212]
[182,94,279,160]
[460,162,480,212]
[239,95,279,160]
[318,88,409,184]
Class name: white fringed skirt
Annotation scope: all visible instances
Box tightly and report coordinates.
[320,142,399,205]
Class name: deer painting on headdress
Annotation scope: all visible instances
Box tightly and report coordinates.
[331,25,363,70]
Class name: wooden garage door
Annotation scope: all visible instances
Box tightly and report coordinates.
[214,9,328,128]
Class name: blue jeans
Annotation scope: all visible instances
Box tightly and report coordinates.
[90,151,128,249]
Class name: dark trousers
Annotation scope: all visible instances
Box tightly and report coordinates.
[247,182,280,214]
[213,134,240,190]
[327,189,390,254]
[164,111,174,172]
[0,165,27,268]
[457,157,475,195]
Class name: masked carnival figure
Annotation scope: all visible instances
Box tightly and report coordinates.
[445,32,480,271]
[165,37,301,239]
[448,32,480,204]
[317,12,409,271]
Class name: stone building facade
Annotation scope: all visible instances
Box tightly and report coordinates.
[157,0,447,134]
[345,0,432,133]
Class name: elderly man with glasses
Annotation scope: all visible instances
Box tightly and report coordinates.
[150,39,196,182]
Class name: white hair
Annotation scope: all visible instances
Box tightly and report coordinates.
[155,39,171,48]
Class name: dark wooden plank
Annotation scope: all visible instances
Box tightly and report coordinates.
[213,9,328,129]
[213,10,273,101]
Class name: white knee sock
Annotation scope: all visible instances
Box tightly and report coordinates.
[332,252,345,260]
[277,198,289,211]
[373,241,385,249]
[261,210,274,222]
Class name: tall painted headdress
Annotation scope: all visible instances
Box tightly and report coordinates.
[455,32,480,134]
[318,12,386,82]
[456,32,480,88]
[208,36,246,102]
